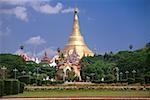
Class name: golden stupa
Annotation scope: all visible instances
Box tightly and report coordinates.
[63,8,94,59]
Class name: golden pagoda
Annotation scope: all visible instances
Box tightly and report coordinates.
[63,8,94,59]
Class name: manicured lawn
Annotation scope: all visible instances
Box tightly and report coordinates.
[4,90,150,97]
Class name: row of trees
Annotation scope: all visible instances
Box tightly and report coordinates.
[0,54,56,85]
[0,42,150,84]
[80,43,150,84]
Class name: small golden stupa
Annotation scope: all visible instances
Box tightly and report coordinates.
[63,8,94,59]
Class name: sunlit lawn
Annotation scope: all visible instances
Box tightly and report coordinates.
[4,90,150,97]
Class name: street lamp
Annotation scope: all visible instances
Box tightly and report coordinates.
[119,72,123,81]
[21,70,26,75]
[125,70,129,80]
[115,67,119,81]
[36,67,40,85]
[132,70,136,80]
[28,71,32,76]
[1,66,7,79]
[13,68,18,79]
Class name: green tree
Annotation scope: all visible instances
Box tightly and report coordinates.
[0,54,26,78]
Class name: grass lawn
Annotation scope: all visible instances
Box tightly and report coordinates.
[4,90,150,97]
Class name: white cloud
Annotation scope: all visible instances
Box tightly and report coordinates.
[0,0,50,6]
[0,6,28,21]
[33,2,63,14]
[61,7,74,13]
[25,36,46,45]
[0,0,75,21]
[13,7,28,21]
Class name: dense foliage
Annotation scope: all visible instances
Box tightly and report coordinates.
[0,55,56,85]
[81,43,150,84]
[0,42,150,84]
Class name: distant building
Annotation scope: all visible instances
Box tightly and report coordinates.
[41,51,51,63]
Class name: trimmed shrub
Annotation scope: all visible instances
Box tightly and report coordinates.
[4,79,20,95]
[128,78,135,84]
[12,80,20,94]
[30,78,36,85]
[135,77,145,84]
[4,79,13,95]
[104,74,115,83]
[18,75,32,85]
[144,74,150,84]
[19,82,25,93]
[0,80,4,96]
[37,79,42,86]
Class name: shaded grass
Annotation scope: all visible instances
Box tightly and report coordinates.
[4,90,150,97]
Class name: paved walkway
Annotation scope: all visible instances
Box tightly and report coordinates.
[1,96,150,100]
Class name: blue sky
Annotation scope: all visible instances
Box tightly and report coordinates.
[0,0,150,57]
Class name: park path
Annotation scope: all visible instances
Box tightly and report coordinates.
[1,96,150,100]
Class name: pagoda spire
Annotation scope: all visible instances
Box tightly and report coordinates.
[63,8,94,59]
[72,8,81,36]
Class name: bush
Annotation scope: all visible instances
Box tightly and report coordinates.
[19,82,25,93]
[135,77,145,84]
[104,74,115,83]
[30,78,36,84]
[144,74,150,84]
[37,79,42,86]
[4,79,20,95]
[4,79,13,95]
[0,80,4,96]
[11,80,20,94]
[128,78,135,84]
[18,75,32,85]
[0,79,25,96]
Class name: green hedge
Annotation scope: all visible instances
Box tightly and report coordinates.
[0,79,25,96]
[4,79,20,95]
[12,80,20,94]
[0,80,4,96]
[19,82,25,93]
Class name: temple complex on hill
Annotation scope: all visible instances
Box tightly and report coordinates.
[19,8,93,81]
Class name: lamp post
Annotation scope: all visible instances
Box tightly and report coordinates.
[132,70,136,81]
[13,68,18,79]
[115,67,119,81]
[21,70,26,75]
[36,67,40,85]
[119,72,123,81]
[28,71,32,76]
[125,70,129,80]
[1,66,7,79]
